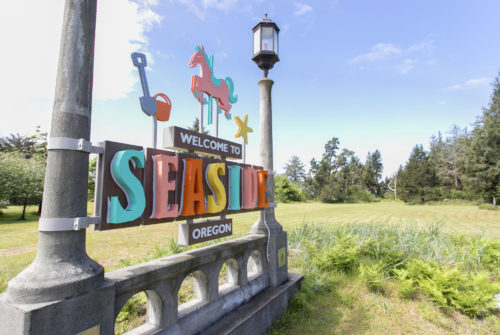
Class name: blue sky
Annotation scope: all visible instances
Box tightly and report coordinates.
[1,0,500,178]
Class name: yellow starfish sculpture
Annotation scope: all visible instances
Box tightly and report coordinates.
[234,114,253,145]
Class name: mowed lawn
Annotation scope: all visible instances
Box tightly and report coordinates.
[1,201,499,293]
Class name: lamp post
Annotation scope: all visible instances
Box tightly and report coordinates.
[250,15,288,288]
[252,14,280,78]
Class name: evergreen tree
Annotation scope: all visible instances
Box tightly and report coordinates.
[445,125,467,190]
[398,145,440,203]
[429,127,468,193]
[363,150,383,195]
[188,117,209,134]
[0,133,36,159]
[0,126,47,160]
[284,155,306,184]
[305,137,339,200]
[330,149,364,201]
[464,75,500,208]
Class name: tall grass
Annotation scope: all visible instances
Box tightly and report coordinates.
[283,222,500,322]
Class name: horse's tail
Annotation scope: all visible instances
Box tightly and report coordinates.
[224,77,238,104]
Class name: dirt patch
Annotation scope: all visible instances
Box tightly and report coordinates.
[0,245,36,256]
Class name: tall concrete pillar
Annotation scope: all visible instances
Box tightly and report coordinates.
[0,2,115,334]
[251,78,288,287]
[6,0,103,304]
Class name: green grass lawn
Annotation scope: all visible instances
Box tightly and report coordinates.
[1,200,499,334]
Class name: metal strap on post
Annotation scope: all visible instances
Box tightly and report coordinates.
[39,216,101,231]
[43,137,103,231]
[47,137,104,154]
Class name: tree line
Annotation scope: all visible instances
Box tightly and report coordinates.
[278,74,500,208]
[397,75,500,208]
[1,75,498,217]
[277,142,386,204]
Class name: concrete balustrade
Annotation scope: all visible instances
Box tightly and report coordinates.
[108,234,268,334]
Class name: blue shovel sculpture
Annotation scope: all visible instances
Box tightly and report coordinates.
[131,52,157,117]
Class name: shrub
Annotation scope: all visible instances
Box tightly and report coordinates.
[360,261,386,292]
[287,222,500,319]
[274,174,304,203]
[348,187,379,203]
[310,238,360,274]
[394,259,500,317]
[478,203,499,211]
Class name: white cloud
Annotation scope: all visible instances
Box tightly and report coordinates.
[177,0,206,19]
[294,3,313,17]
[93,0,162,100]
[349,38,435,74]
[214,51,229,60]
[443,77,490,91]
[464,77,490,86]
[406,38,434,53]
[397,59,416,75]
[0,0,161,136]
[202,0,238,10]
[178,0,238,19]
[349,43,402,63]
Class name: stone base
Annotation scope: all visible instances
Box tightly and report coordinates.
[204,273,303,335]
[0,281,115,335]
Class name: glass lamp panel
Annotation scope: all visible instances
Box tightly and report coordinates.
[273,29,279,56]
[261,27,274,52]
[253,27,261,55]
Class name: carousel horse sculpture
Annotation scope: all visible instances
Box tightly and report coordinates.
[189,45,238,118]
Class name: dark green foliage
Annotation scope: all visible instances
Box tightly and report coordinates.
[464,75,500,208]
[396,74,500,207]
[363,150,383,195]
[274,174,304,203]
[305,137,339,200]
[304,138,382,203]
[398,145,441,203]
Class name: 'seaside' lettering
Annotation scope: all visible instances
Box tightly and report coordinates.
[107,150,269,224]
[108,150,146,224]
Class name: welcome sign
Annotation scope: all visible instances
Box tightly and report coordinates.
[93,128,269,239]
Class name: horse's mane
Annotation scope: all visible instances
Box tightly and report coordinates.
[194,45,222,87]
[194,45,213,73]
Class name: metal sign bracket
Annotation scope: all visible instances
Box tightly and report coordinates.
[39,216,101,231]
[47,137,104,154]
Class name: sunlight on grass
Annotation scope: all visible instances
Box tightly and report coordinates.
[1,201,499,334]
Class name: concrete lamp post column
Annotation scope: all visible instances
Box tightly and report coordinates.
[250,78,288,288]
[6,0,103,305]
[0,1,114,334]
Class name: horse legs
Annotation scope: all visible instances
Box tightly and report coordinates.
[217,97,231,117]
[191,76,205,103]
[216,83,231,117]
